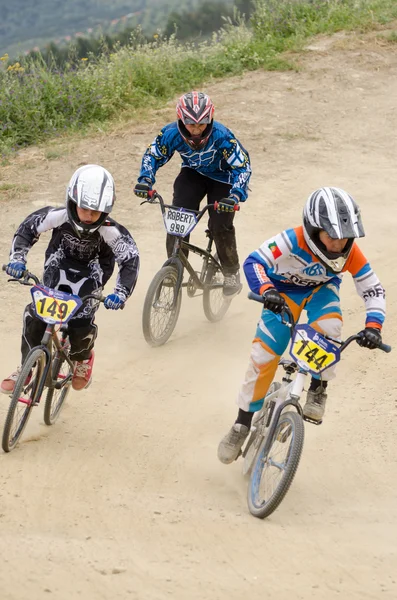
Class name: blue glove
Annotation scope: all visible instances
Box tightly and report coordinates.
[134,179,152,199]
[216,194,239,214]
[6,261,26,279]
[104,293,125,310]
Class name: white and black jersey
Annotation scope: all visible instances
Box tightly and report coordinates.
[10,207,139,318]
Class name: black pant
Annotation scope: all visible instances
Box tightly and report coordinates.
[21,303,97,363]
[166,168,240,274]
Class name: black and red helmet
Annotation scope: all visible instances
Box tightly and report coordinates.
[176,91,215,151]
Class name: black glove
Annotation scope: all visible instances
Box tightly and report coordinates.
[262,288,285,314]
[134,180,152,199]
[216,195,239,213]
[356,327,382,350]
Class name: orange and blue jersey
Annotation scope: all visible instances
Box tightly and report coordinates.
[244,226,385,330]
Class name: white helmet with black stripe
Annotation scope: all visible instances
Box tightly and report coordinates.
[303,187,365,273]
[66,164,116,237]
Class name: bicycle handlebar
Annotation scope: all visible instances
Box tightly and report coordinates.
[144,190,240,216]
[248,291,391,354]
[2,265,107,304]
[248,291,295,328]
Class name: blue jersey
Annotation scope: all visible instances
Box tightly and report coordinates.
[137,121,252,201]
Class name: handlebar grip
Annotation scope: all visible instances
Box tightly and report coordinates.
[213,202,240,212]
[2,264,8,272]
[248,291,264,303]
[148,189,156,199]
[379,342,392,353]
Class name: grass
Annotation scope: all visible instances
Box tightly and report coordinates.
[45,148,68,160]
[1,0,397,155]
[385,30,397,42]
[0,183,31,200]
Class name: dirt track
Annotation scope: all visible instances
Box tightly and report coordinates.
[0,28,396,600]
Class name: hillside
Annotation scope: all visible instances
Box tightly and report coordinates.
[1,0,230,56]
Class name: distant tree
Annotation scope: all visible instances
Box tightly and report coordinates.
[164,0,234,40]
[235,0,254,19]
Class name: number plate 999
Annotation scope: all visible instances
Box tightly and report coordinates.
[163,207,198,237]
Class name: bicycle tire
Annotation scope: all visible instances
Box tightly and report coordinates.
[142,266,182,347]
[247,411,304,519]
[2,348,46,452]
[43,346,73,426]
[202,254,231,323]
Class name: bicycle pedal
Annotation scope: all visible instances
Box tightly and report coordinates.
[303,415,322,425]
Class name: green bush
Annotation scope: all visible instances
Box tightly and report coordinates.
[1,0,397,155]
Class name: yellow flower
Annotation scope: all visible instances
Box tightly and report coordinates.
[0,54,9,61]
[6,62,25,73]
[153,34,159,39]
[81,57,88,61]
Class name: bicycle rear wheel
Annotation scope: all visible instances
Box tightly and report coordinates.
[203,254,231,322]
[142,266,182,347]
[2,348,46,452]
[44,342,73,426]
[247,411,304,519]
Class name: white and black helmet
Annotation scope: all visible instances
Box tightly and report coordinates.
[303,187,365,273]
[66,164,116,237]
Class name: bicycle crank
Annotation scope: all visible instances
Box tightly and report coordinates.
[187,273,200,297]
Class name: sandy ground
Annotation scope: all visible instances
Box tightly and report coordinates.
[0,27,396,600]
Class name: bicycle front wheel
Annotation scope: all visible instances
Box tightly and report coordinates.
[44,350,73,426]
[202,255,231,322]
[2,348,46,452]
[142,266,182,347]
[247,411,304,519]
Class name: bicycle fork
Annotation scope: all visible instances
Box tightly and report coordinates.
[261,371,307,459]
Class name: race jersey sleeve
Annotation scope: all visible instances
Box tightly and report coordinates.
[99,223,140,300]
[344,244,386,329]
[137,125,178,185]
[243,230,292,294]
[218,136,251,201]
[9,207,68,263]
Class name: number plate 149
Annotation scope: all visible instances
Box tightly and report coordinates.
[31,286,82,324]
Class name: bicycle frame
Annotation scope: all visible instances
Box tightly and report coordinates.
[143,191,232,307]
[165,235,223,295]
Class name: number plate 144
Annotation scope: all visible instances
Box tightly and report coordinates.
[289,324,341,375]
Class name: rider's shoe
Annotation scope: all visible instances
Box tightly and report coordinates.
[72,352,95,391]
[217,423,249,464]
[223,271,243,297]
[303,387,327,422]
[0,367,31,395]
